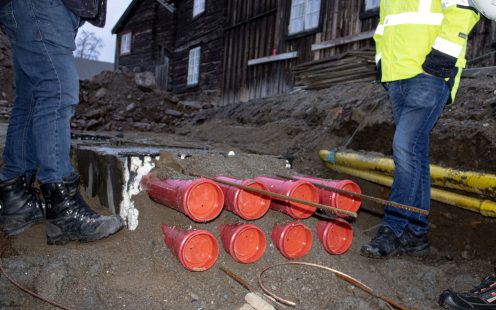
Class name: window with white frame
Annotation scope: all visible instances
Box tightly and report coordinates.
[120,32,132,55]
[288,0,321,35]
[364,0,380,11]
[187,46,201,86]
[193,0,205,17]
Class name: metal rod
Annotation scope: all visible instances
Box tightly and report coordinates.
[258,262,410,310]
[276,174,428,216]
[207,177,357,218]
[0,250,72,310]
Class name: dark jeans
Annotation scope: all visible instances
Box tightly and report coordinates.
[384,73,450,237]
[0,0,80,183]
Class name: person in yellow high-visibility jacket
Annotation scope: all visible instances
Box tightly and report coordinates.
[361,0,480,258]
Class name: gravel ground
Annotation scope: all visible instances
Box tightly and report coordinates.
[1,150,494,310]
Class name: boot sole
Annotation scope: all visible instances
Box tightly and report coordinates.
[46,221,124,245]
[360,245,430,259]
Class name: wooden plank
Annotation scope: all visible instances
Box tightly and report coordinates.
[248,51,299,66]
[312,30,375,51]
[156,0,175,13]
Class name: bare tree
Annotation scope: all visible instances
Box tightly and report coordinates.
[75,30,104,60]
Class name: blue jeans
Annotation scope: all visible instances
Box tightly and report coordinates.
[383,73,450,237]
[0,0,80,183]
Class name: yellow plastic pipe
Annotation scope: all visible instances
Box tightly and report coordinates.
[320,149,496,198]
[323,163,496,217]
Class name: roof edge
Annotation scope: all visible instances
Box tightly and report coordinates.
[112,0,177,34]
[111,0,140,34]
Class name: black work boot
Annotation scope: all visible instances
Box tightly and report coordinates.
[0,175,44,236]
[399,228,430,256]
[360,226,429,258]
[360,226,402,258]
[439,270,496,309]
[41,174,124,245]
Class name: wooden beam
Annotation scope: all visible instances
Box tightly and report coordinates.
[311,30,375,51]
[156,0,175,13]
[248,51,298,66]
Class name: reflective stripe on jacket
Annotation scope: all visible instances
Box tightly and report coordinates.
[374,0,480,103]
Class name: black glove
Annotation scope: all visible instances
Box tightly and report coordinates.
[422,49,457,78]
[376,59,382,82]
[376,60,388,91]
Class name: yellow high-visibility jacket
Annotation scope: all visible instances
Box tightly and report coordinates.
[374,0,480,103]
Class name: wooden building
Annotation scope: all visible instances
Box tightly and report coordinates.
[222,0,380,104]
[114,0,496,105]
[112,0,226,103]
[112,0,175,87]
[171,0,226,101]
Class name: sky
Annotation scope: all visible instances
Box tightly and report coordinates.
[76,0,133,63]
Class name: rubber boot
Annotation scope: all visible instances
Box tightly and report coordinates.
[0,175,44,236]
[41,174,124,245]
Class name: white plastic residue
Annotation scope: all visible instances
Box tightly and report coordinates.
[119,156,157,230]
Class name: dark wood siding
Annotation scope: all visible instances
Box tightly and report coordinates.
[316,0,377,57]
[223,0,280,103]
[117,2,175,72]
[172,0,226,103]
[222,0,378,104]
[467,17,496,67]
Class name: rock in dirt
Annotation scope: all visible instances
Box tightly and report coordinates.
[165,109,184,118]
[190,292,199,301]
[86,119,104,130]
[94,87,108,99]
[133,122,152,131]
[134,71,157,92]
[180,100,203,111]
[126,102,138,112]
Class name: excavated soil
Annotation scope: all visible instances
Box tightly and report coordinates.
[1,50,496,308]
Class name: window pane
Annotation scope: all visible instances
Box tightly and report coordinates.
[193,0,205,16]
[365,0,380,11]
[120,33,131,55]
[308,0,321,12]
[289,0,306,34]
[188,47,201,85]
[305,12,319,29]
[293,3,305,17]
[305,0,320,29]
[289,0,321,34]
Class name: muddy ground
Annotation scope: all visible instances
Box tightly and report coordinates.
[1,147,494,310]
[1,63,496,308]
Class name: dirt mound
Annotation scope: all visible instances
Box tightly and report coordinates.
[176,78,496,174]
[75,70,206,132]
[69,66,495,178]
